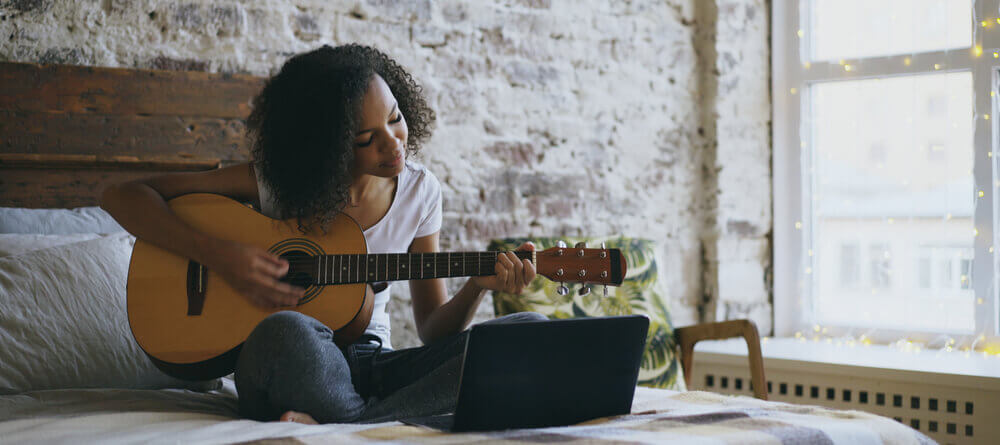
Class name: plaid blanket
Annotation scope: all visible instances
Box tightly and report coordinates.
[247,389,935,444]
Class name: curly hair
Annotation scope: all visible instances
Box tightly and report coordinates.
[248,44,436,234]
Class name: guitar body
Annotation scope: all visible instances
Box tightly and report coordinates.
[126,193,373,381]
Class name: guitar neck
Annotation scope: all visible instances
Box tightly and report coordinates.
[308,251,535,285]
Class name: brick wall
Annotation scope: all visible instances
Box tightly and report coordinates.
[0,0,772,348]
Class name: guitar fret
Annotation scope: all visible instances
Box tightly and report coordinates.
[309,251,533,285]
[402,253,409,279]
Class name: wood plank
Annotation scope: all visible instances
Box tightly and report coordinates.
[0,109,248,160]
[0,153,221,170]
[0,61,264,118]
[0,167,219,208]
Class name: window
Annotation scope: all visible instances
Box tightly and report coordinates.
[773,1,998,345]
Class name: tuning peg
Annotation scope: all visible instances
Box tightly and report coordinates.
[574,241,587,248]
[557,283,569,296]
[603,285,608,296]
[578,285,591,296]
[557,240,567,248]
[601,242,606,249]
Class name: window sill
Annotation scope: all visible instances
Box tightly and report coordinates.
[694,337,1000,389]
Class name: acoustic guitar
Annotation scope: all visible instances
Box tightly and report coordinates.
[127,193,626,381]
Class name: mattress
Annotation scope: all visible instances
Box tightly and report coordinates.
[0,379,933,444]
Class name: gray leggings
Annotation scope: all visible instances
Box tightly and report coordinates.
[234,311,548,424]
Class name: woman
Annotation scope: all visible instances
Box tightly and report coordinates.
[101,44,543,424]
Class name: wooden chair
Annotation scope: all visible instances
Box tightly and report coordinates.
[675,319,767,400]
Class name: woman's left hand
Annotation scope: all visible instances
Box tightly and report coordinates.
[472,242,536,294]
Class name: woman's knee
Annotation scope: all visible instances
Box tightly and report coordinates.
[246,311,330,345]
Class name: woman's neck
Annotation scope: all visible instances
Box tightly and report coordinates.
[348,174,393,207]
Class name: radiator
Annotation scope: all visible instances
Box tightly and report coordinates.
[689,342,1000,444]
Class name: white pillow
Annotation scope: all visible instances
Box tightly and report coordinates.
[0,233,105,257]
[0,206,124,234]
[0,233,220,394]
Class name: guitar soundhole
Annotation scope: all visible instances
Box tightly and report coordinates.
[279,250,315,289]
[269,238,324,305]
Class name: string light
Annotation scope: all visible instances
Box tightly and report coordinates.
[790,87,798,95]
[803,62,811,69]
[844,64,853,72]
[797,29,804,38]
[974,45,983,57]
[985,114,991,120]
[903,57,911,66]
[795,221,802,229]
[934,63,943,70]
[796,327,1000,358]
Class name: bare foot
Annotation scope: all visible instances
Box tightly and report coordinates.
[280,410,318,424]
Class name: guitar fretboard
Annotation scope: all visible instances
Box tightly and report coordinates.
[306,251,533,285]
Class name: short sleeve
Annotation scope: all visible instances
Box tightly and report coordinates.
[414,170,442,238]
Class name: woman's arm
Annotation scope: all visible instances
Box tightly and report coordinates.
[100,163,303,308]
[409,232,535,344]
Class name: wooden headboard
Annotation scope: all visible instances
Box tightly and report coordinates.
[0,62,265,208]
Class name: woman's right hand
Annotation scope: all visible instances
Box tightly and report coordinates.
[204,238,306,309]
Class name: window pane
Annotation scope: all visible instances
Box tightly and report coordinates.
[839,243,860,288]
[809,0,972,61]
[809,72,975,333]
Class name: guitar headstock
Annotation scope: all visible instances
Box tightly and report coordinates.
[535,242,626,287]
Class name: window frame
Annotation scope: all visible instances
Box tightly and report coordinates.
[772,0,999,346]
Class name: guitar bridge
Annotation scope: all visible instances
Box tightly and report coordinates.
[186,260,206,315]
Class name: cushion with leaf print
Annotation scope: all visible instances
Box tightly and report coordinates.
[488,236,685,390]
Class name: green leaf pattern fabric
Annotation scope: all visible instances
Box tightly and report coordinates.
[488,236,685,391]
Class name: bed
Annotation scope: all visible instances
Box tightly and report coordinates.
[0,380,933,444]
[0,61,934,444]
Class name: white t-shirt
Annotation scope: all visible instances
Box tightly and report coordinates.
[254,161,443,349]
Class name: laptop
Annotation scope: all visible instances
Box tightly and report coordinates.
[401,315,649,432]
